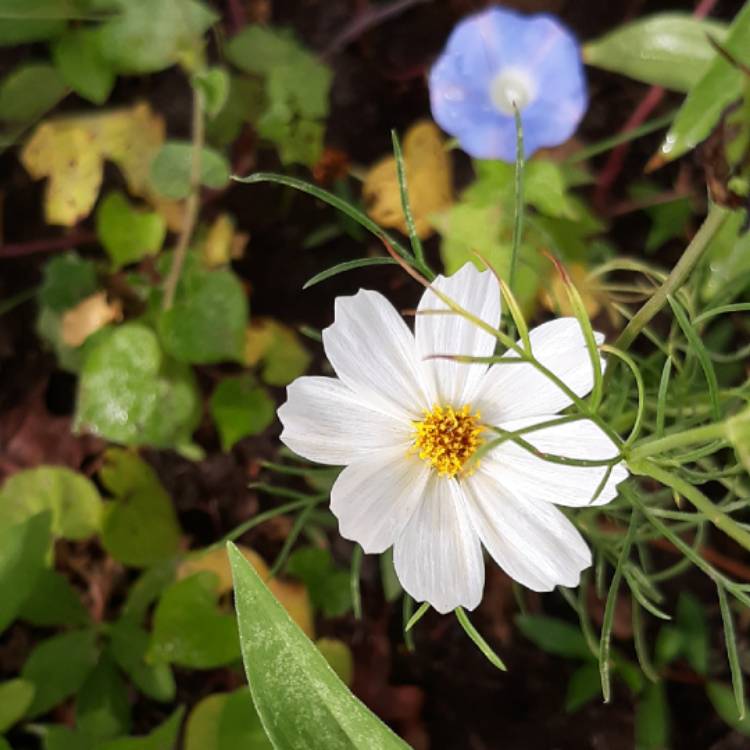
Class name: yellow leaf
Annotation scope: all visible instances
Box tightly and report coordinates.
[22,125,103,226]
[61,292,123,347]
[200,213,249,268]
[20,102,165,227]
[98,102,165,197]
[363,120,453,239]
[243,319,277,368]
[244,317,311,385]
[178,544,315,638]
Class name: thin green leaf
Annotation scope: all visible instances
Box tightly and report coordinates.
[303,257,396,289]
[498,276,530,353]
[655,357,673,437]
[632,599,660,683]
[455,607,507,671]
[600,511,639,702]
[405,602,430,633]
[600,344,645,446]
[717,581,746,720]
[391,129,426,267]
[668,295,721,420]
[350,545,363,621]
[232,172,415,263]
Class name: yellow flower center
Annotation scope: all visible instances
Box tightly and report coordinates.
[412,404,484,478]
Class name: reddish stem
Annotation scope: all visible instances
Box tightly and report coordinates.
[592,0,720,212]
[225,0,246,36]
[0,230,97,259]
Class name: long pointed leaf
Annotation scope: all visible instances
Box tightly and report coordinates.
[228,542,411,750]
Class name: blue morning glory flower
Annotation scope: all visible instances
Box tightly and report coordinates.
[429,6,587,161]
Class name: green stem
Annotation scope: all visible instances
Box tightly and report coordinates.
[615,204,729,351]
[629,421,728,461]
[630,460,750,552]
[163,85,205,310]
[508,106,525,298]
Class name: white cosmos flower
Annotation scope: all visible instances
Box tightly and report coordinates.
[278,263,628,613]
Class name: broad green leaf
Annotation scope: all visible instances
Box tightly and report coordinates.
[39,253,98,312]
[36,306,85,372]
[628,184,692,252]
[97,0,217,74]
[96,192,166,269]
[565,663,601,713]
[0,512,50,633]
[0,0,66,46]
[244,318,311,386]
[206,75,265,147]
[184,694,226,750]
[122,562,177,622]
[76,654,131,741]
[20,569,89,627]
[0,679,35,733]
[227,26,306,76]
[228,542,410,750]
[0,738,9,750]
[98,707,185,750]
[157,267,247,364]
[654,625,684,667]
[707,681,750,736]
[0,467,101,540]
[286,547,352,618]
[43,727,96,750]
[227,25,331,166]
[0,63,66,123]
[635,682,670,750]
[75,323,201,448]
[260,114,325,167]
[110,618,176,702]
[149,572,240,669]
[701,209,750,300]
[433,202,540,312]
[149,141,230,199]
[184,689,272,750]
[219,689,273,749]
[52,28,116,104]
[515,615,593,660]
[655,2,750,163]
[209,376,275,451]
[317,639,354,686]
[584,14,728,92]
[22,629,98,717]
[524,161,579,219]
[676,592,709,675]
[192,67,230,118]
[99,449,182,568]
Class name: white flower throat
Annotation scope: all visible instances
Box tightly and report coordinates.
[489,67,537,115]
[412,404,484,477]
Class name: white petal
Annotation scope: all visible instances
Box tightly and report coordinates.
[463,468,592,591]
[322,289,434,416]
[484,416,628,507]
[393,476,485,613]
[279,376,411,465]
[473,318,605,423]
[331,447,429,554]
[415,263,501,405]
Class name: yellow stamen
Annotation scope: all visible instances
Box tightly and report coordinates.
[411,404,484,478]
